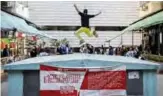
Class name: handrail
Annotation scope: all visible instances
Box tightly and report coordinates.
[1,55,28,65]
[1,55,28,76]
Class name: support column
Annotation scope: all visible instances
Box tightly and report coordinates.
[158,25,161,55]
[132,31,134,46]
[23,36,26,55]
[121,34,123,46]
[142,30,145,50]
[16,38,19,55]
[161,26,163,55]
[108,40,110,47]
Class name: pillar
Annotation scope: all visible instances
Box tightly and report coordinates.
[121,34,123,46]
[132,31,134,46]
[158,25,161,55]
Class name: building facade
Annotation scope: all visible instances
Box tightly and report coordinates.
[28,1,141,47]
[1,1,29,18]
[139,1,163,55]
[1,1,32,56]
[139,1,163,18]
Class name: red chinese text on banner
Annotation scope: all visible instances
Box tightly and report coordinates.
[40,65,127,96]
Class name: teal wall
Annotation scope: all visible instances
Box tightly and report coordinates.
[8,71,23,96]
[7,70,158,96]
[143,71,157,96]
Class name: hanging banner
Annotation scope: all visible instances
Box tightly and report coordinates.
[40,65,127,96]
[1,41,5,49]
[10,42,16,48]
[16,32,23,38]
[32,36,37,41]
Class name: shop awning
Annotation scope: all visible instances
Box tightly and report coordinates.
[28,26,54,39]
[106,10,163,42]
[1,10,55,39]
[1,11,16,29]
[1,11,33,33]
[1,8,39,28]
[124,10,163,31]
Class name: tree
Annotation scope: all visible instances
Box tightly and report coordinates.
[50,38,69,47]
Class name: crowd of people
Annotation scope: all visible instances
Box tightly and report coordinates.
[28,43,72,58]
[1,45,28,63]
[1,43,145,64]
[57,44,72,55]
[29,43,144,59]
[79,44,144,59]
[28,46,52,57]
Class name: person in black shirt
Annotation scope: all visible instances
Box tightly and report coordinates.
[2,45,10,57]
[74,4,101,44]
[30,48,37,57]
[87,44,94,54]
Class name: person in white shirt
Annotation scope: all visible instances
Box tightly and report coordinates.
[38,49,49,57]
[125,47,135,57]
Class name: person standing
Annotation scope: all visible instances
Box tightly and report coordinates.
[121,46,127,56]
[108,46,114,55]
[74,4,101,44]
[38,49,49,57]
[30,48,37,57]
[87,44,94,54]
[2,45,10,57]
[65,44,72,54]
[125,47,135,57]
[99,45,105,54]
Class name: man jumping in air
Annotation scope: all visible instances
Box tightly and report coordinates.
[74,4,101,44]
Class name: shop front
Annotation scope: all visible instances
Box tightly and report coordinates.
[1,38,16,57]
[121,9,163,55]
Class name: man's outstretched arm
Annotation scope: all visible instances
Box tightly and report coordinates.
[94,11,102,16]
[74,4,80,13]
[89,11,101,18]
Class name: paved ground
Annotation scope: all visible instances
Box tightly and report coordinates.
[157,74,163,96]
[1,80,8,96]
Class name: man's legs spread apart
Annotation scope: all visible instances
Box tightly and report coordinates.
[84,27,98,38]
[75,27,98,44]
[75,27,90,44]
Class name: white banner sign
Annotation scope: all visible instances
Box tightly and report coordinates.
[40,65,127,96]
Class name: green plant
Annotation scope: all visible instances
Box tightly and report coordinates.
[50,38,69,47]
[143,54,163,62]
[61,38,69,45]
[50,39,57,47]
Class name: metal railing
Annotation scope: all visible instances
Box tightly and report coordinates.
[1,55,28,65]
[1,55,28,74]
